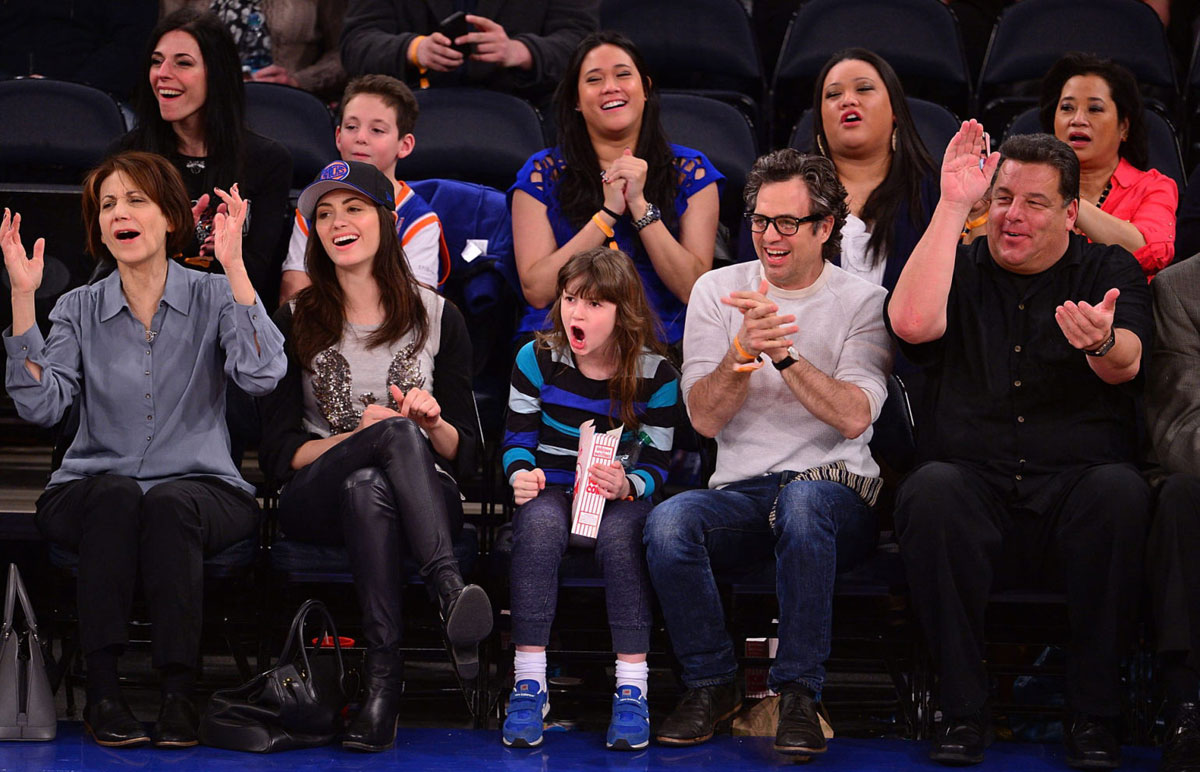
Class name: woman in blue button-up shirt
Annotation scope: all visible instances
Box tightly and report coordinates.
[1,150,286,749]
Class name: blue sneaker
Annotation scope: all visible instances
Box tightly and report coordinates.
[606,685,650,750]
[502,679,548,748]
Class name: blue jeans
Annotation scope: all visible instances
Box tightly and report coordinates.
[644,473,876,694]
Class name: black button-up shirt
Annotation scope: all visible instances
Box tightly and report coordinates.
[885,234,1151,509]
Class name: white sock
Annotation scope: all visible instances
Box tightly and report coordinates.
[513,649,547,693]
[615,658,649,696]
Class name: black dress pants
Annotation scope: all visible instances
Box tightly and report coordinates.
[35,474,258,668]
[277,418,463,653]
[1149,473,1200,673]
[895,461,1150,717]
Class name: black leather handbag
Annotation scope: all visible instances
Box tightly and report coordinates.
[0,563,56,741]
[199,599,358,752]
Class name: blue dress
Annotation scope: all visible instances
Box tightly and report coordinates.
[509,144,724,344]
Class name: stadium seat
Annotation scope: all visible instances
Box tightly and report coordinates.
[977,0,1177,134]
[243,82,338,192]
[396,88,545,192]
[658,92,758,234]
[790,97,961,166]
[600,0,764,130]
[771,0,971,147]
[1003,107,1187,196]
[0,78,128,184]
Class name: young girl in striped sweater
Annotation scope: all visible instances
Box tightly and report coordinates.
[501,247,679,751]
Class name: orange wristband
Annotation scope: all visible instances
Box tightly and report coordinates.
[591,213,615,239]
[408,35,426,68]
[732,335,757,362]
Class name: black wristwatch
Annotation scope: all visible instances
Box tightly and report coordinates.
[1085,328,1116,357]
[773,346,800,371]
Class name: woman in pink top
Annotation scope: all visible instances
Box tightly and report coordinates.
[1039,52,1177,279]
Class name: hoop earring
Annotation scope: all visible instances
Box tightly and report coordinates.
[816,135,827,157]
[891,127,898,152]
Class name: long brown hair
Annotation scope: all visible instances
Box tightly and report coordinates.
[537,248,665,430]
[290,202,429,369]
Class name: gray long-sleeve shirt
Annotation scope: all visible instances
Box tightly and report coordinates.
[4,262,286,494]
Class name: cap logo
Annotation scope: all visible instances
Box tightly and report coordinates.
[320,161,350,181]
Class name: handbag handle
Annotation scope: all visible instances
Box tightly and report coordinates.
[3,563,40,636]
[276,599,345,684]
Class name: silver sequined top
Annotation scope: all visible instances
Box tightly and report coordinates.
[300,287,444,437]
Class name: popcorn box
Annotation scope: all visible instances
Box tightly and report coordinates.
[569,420,622,548]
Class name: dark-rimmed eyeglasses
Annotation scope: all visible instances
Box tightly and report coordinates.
[742,212,826,236]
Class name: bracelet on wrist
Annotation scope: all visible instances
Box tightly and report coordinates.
[590,213,615,239]
[1085,327,1117,357]
[732,335,757,362]
[600,205,621,221]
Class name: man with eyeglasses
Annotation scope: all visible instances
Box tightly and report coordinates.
[887,124,1151,768]
[644,149,893,759]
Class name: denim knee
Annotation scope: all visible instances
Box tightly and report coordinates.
[512,489,570,555]
[644,492,706,555]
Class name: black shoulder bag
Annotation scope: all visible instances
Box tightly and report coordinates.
[199,598,358,752]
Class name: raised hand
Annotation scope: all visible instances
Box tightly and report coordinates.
[0,209,45,295]
[211,184,249,273]
[721,279,798,361]
[512,468,545,506]
[1056,287,1119,352]
[391,383,442,432]
[941,120,1000,209]
[587,460,630,501]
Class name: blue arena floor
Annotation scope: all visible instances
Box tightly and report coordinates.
[0,724,1163,771]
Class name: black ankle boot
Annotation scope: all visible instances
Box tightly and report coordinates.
[343,649,404,752]
[432,570,493,680]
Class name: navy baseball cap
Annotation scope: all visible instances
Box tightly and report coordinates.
[297,160,395,220]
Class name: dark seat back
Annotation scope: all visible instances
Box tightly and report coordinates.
[396,89,545,192]
[0,79,128,184]
[243,82,338,191]
[658,92,758,234]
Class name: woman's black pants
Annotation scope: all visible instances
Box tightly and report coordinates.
[277,418,464,654]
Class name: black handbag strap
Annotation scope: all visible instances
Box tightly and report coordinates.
[3,563,39,636]
[276,599,345,684]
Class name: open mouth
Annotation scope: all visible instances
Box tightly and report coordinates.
[157,88,182,100]
[332,234,359,247]
[763,247,789,263]
[570,325,586,348]
[601,100,627,111]
[840,111,862,125]
[114,229,140,241]
[1067,131,1090,145]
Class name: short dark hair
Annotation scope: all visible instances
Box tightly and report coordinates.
[340,74,420,137]
[994,134,1081,204]
[1038,52,1147,171]
[81,151,194,265]
[743,149,849,262]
